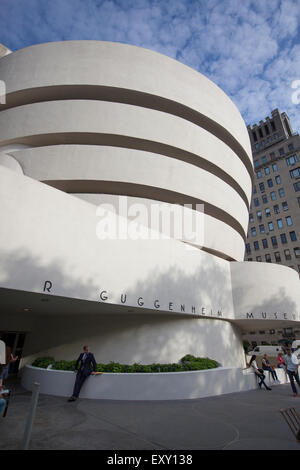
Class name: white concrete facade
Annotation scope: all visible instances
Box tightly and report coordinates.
[0,41,299,391]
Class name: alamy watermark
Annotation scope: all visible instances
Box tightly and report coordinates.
[96,198,204,248]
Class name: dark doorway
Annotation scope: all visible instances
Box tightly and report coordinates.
[0,331,26,373]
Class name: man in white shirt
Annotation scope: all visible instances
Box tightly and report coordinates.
[284,348,300,397]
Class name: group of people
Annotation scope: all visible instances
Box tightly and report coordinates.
[248,348,300,397]
[1,342,300,411]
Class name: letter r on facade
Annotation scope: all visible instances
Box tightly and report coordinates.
[43,280,53,292]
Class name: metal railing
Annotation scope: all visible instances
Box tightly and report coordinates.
[22,382,40,450]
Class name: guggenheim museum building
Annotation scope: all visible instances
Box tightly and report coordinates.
[0,41,299,374]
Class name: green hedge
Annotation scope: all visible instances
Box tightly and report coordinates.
[32,355,218,373]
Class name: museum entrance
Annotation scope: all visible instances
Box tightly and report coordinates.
[0,330,26,373]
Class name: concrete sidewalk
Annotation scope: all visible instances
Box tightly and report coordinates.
[1,375,300,450]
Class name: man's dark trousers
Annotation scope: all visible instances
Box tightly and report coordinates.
[287,369,300,395]
[73,371,88,398]
[72,352,97,398]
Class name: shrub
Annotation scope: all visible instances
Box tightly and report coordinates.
[180,355,218,370]
[130,363,153,373]
[32,357,55,369]
[180,354,196,363]
[103,362,123,373]
[31,355,219,373]
[52,360,77,371]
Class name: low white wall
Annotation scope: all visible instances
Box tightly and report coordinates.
[21,365,289,401]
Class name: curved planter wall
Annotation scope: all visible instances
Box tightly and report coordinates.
[21,365,289,401]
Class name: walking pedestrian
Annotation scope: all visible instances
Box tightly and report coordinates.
[284,348,300,397]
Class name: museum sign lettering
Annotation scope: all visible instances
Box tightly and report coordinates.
[42,280,223,317]
[99,290,223,317]
[42,280,297,321]
[245,312,296,321]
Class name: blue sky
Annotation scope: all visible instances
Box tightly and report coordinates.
[1,0,300,131]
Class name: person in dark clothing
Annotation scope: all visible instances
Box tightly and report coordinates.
[0,343,18,391]
[262,354,280,384]
[68,346,97,402]
[0,391,6,416]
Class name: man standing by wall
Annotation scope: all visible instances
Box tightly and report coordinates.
[68,346,97,402]
[284,348,300,397]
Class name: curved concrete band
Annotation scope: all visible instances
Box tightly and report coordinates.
[0,153,23,174]
[0,100,252,206]
[8,144,249,239]
[0,41,252,177]
[74,193,246,261]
